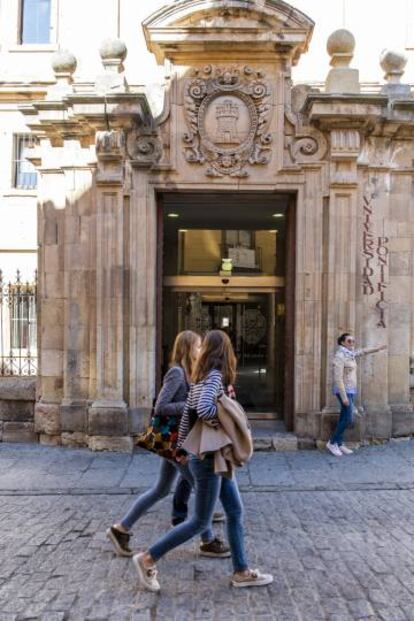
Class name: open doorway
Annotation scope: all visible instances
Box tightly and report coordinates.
[158,192,295,428]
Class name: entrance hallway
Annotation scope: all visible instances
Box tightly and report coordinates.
[160,192,294,423]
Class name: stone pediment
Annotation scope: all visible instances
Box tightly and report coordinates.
[143,0,314,64]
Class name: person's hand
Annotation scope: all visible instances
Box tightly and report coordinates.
[343,397,350,406]
[176,454,188,465]
[227,384,236,400]
[379,344,387,351]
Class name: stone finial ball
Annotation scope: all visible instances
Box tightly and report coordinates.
[327,29,356,56]
[99,38,127,61]
[380,49,407,74]
[51,49,77,74]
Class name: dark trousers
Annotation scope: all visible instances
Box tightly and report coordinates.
[331,393,354,446]
[172,475,192,523]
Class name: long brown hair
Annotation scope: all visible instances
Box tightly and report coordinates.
[170,330,200,381]
[192,330,237,386]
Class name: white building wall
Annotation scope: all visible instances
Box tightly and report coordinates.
[0,105,37,281]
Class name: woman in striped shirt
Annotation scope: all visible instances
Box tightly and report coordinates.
[133,330,273,592]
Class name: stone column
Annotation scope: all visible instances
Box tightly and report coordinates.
[34,157,66,443]
[294,167,325,440]
[88,130,131,452]
[321,129,363,441]
[128,132,162,434]
[60,147,95,445]
[387,169,414,434]
[128,169,157,432]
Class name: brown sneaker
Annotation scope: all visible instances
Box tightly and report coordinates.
[200,537,231,558]
[231,568,274,588]
[106,526,133,557]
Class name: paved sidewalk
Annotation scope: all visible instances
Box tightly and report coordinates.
[1,441,414,620]
[1,439,414,494]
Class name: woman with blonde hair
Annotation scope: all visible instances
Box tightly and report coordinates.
[133,329,273,592]
[106,330,229,559]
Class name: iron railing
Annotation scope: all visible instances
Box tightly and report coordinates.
[0,270,38,376]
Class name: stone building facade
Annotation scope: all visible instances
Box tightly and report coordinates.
[3,0,414,450]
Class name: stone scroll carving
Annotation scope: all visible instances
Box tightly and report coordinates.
[126,130,163,167]
[287,128,328,164]
[183,65,272,177]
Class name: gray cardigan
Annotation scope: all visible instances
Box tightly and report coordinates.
[153,365,189,417]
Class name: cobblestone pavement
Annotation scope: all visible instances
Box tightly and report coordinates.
[1,441,414,620]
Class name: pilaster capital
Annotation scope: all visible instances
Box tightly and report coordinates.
[96,130,125,161]
[330,129,361,160]
[95,130,125,185]
[328,129,360,186]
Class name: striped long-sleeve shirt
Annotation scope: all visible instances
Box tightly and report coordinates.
[177,369,224,449]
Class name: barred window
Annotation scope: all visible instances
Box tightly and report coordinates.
[0,271,38,377]
[10,284,37,351]
[20,0,51,44]
[13,135,38,190]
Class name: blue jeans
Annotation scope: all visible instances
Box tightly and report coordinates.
[149,455,249,572]
[331,393,354,446]
[120,458,214,543]
[172,476,192,523]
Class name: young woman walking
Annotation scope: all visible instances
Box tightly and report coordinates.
[327,332,387,456]
[106,330,229,559]
[133,329,273,592]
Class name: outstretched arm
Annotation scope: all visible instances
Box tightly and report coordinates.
[355,344,387,358]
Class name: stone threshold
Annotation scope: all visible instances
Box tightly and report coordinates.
[253,432,299,451]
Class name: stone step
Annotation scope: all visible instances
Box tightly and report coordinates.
[253,432,299,451]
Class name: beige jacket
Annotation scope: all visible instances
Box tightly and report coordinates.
[181,393,253,479]
[333,345,384,402]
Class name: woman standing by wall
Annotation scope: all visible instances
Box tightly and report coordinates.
[327,333,387,457]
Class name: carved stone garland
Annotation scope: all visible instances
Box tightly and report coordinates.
[183,65,272,178]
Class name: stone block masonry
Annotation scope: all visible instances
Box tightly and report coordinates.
[0,378,37,443]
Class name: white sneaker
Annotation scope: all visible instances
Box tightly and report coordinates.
[231,568,274,588]
[326,441,342,457]
[133,553,160,592]
[339,444,353,455]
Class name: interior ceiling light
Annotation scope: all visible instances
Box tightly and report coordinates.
[272,213,284,218]
[167,212,179,218]
[179,229,188,232]
[269,229,278,233]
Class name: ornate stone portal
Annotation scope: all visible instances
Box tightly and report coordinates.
[18,0,414,451]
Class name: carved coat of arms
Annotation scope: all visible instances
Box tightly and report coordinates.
[183,65,272,177]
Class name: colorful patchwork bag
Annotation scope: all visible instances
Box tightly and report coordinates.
[136,412,179,460]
